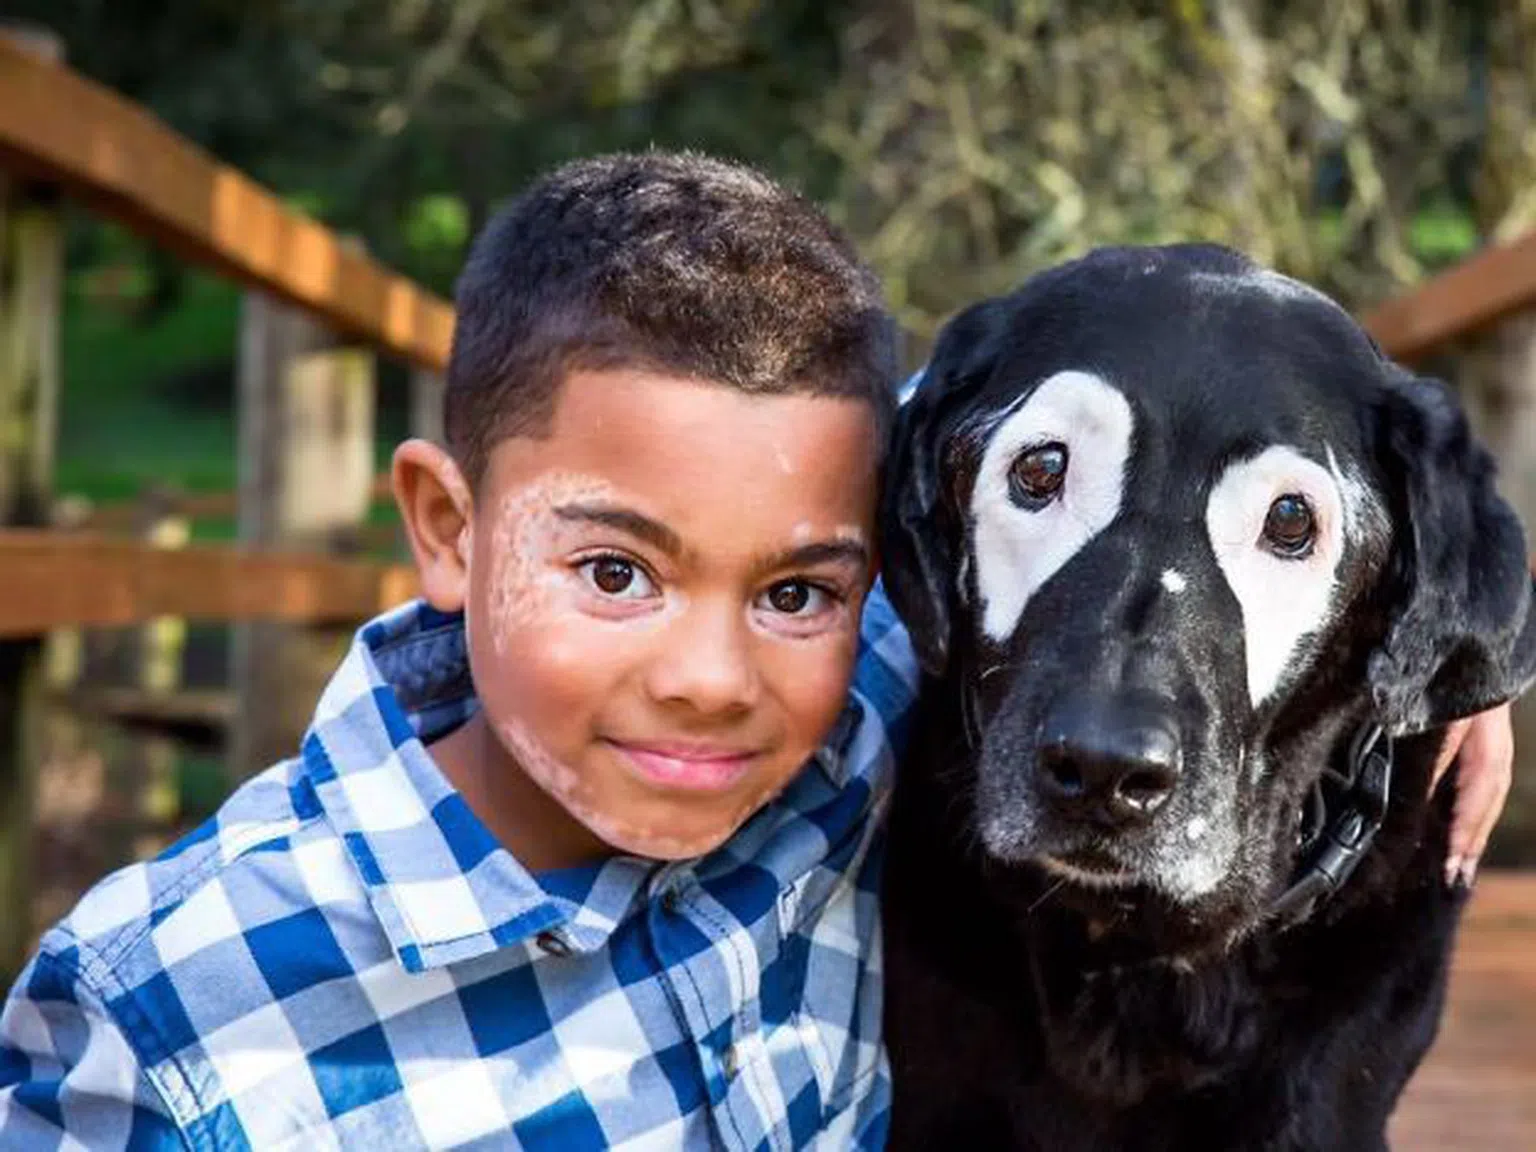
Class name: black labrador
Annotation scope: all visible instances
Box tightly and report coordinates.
[879,244,1536,1151]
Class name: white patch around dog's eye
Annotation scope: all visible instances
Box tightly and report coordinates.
[971,371,1134,641]
[1205,446,1347,707]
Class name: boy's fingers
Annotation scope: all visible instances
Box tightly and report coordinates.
[1443,705,1515,887]
[1430,717,1472,794]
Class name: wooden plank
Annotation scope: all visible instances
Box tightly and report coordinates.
[72,474,395,533]
[1392,869,1536,1149]
[0,40,454,372]
[1364,230,1536,363]
[0,25,61,985]
[0,530,416,635]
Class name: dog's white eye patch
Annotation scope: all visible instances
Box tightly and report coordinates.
[971,371,1133,641]
[1205,445,1347,707]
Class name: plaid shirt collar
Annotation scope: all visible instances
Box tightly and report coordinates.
[304,601,865,973]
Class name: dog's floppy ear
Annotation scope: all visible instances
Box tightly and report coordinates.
[880,298,1011,675]
[1368,368,1536,732]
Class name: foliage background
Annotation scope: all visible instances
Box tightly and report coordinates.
[14,0,1536,346]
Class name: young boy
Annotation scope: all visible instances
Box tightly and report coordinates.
[0,151,915,1150]
[0,151,1513,1151]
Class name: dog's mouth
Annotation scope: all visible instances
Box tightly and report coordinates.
[1034,850,1137,890]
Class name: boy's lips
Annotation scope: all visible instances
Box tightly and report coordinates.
[606,739,761,793]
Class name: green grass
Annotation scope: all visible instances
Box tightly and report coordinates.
[57,271,241,500]
[56,258,405,523]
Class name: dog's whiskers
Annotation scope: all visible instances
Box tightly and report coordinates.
[1026,875,1068,915]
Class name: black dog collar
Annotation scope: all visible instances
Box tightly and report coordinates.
[1268,723,1393,930]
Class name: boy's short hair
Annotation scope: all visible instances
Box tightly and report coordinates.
[445,151,899,485]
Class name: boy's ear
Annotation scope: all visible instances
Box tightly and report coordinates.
[393,438,474,613]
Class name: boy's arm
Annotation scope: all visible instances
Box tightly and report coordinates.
[1,948,184,1149]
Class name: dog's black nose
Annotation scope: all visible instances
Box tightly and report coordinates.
[1036,698,1182,827]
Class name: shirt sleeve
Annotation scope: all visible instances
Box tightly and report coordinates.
[1,947,184,1150]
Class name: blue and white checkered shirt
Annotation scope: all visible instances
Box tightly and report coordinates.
[0,586,917,1150]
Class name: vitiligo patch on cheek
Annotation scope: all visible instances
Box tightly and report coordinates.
[483,473,618,654]
[499,716,783,861]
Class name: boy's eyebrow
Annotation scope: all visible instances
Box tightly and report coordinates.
[757,540,870,573]
[552,502,869,572]
[554,502,686,557]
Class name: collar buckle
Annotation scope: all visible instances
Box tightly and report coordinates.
[1269,723,1393,930]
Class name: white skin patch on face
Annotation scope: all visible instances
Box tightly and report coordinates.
[970,371,1134,641]
[483,472,683,656]
[1205,445,1347,707]
[1161,569,1188,595]
[497,716,766,860]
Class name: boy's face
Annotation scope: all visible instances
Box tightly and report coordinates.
[401,368,879,864]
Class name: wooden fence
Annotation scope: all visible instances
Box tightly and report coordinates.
[4,23,1536,1063]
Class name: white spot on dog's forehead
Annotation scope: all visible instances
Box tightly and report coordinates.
[1205,445,1347,707]
[1161,569,1188,595]
[971,370,1134,641]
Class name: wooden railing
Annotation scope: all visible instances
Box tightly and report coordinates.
[5,35,1536,634]
[0,38,453,371]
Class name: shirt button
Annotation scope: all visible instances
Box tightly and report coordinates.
[660,887,682,914]
[534,930,571,957]
[720,1044,738,1080]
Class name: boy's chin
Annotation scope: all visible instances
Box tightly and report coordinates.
[576,784,777,863]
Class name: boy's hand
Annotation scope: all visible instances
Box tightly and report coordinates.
[1431,704,1515,888]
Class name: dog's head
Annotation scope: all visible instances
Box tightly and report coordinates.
[883,244,1536,947]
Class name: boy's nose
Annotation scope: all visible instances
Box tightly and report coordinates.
[643,601,760,714]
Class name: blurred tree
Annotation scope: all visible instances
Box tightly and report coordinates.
[8,0,1535,344]
[810,0,1532,338]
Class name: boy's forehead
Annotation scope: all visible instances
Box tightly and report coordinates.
[482,368,879,539]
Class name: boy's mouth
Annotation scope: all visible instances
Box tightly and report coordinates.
[605,739,761,793]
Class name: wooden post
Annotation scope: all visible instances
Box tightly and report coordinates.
[130,490,188,856]
[228,293,375,778]
[0,25,63,986]
[410,366,446,445]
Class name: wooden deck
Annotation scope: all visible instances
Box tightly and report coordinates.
[1390,870,1536,1149]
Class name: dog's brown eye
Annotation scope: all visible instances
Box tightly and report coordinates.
[1263,494,1315,557]
[1009,443,1068,508]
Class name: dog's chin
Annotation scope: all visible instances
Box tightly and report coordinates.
[1034,851,1139,891]
[985,845,1263,959]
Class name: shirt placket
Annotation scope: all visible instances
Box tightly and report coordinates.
[646,865,787,1152]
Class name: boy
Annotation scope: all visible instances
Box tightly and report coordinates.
[0,151,914,1150]
[0,151,1512,1150]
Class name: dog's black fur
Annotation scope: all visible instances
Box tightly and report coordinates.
[880,245,1536,1151]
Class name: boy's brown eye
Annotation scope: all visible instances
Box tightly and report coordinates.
[592,557,635,594]
[768,582,810,614]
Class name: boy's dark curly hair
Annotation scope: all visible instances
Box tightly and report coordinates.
[445,151,899,484]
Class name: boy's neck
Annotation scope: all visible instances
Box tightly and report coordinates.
[429,713,616,872]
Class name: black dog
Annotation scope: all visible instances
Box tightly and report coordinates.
[879,244,1536,1151]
